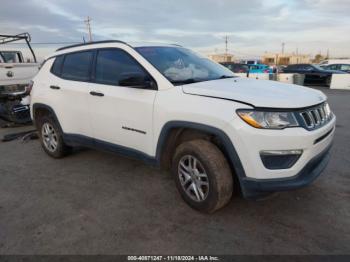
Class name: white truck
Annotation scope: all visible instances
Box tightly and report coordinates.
[0,33,40,124]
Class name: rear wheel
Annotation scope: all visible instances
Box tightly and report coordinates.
[37,115,71,158]
[172,139,233,213]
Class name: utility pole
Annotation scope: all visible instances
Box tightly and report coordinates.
[84,16,93,42]
[225,35,228,62]
[282,42,285,54]
[326,48,330,59]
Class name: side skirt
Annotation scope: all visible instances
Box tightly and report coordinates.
[63,133,158,166]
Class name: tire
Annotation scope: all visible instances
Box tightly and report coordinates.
[36,115,71,158]
[326,76,332,87]
[172,139,233,213]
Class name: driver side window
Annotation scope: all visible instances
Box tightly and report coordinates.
[95,49,153,88]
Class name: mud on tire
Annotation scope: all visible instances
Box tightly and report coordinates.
[172,139,233,213]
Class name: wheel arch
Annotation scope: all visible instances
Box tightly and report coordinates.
[155,121,247,184]
[32,103,63,132]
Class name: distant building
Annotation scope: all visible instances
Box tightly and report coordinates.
[262,53,311,65]
[208,53,234,63]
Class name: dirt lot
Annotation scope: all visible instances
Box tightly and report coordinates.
[0,87,349,255]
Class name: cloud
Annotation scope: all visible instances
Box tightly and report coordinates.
[0,0,349,60]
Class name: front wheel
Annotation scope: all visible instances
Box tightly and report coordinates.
[172,139,233,213]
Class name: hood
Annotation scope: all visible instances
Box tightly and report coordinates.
[182,78,327,108]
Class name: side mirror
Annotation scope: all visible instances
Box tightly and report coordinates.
[119,72,156,89]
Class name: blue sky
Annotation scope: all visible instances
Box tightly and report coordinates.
[1,0,349,60]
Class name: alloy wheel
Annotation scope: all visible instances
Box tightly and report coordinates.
[178,155,210,202]
[41,122,58,152]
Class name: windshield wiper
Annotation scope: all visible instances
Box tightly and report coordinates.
[171,78,198,85]
[218,75,235,79]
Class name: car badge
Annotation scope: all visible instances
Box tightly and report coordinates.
[6,71,14,78]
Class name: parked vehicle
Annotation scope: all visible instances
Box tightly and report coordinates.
[0,33,39,123]
[283,64,347,86]
[30,41,335,213]
[220,62,249,73]
[321,64,350,73]
[241,59,261,65]
[248,64,273,74]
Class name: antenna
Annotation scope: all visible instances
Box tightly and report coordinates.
[84,16,93,42]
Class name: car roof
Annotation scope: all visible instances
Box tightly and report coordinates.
[49,40,182,59]
[56,40,181,51]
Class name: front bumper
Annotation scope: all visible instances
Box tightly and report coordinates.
[224,112,336,198]
[240,142,332,198]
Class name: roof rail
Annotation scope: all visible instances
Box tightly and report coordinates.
[56,40,129,51]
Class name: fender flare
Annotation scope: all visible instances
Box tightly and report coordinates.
[155,121,247,182]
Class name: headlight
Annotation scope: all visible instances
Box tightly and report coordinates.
[237,109,299,129]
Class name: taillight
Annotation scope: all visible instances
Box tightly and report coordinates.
[264,69,269,73]
[25,80,34,95]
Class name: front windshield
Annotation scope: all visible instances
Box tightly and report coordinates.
[135,46,235,85]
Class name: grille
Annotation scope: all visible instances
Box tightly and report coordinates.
[299,102,332,130]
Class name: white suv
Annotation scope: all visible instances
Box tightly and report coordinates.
[30,41,336,213]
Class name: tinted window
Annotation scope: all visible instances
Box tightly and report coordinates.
[286,65,297,70]
[328,64,338,70]
[95,49,147,86]
[51,56,64,76]
[294,65,305,70]
[303,65,314,71]
[61,51,93,81]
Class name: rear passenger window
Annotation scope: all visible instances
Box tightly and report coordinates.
[95,49,147,86]
[61,51,93,81]
[51,56,64,76]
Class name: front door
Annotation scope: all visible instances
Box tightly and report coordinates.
[88,48,157,156]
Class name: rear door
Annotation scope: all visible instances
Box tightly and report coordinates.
[87,48,157,155]
[48,51,93,137]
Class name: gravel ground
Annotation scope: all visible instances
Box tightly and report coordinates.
[0,87,349,255]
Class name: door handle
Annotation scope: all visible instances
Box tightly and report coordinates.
[50,85,60,90]
[90,91,104,97]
